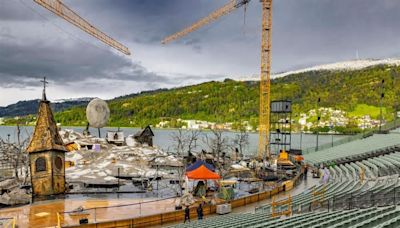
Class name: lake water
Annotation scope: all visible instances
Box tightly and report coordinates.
[0,126,348,156]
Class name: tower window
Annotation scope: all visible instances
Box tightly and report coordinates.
[55,156,63,171]
[35,157,47,172]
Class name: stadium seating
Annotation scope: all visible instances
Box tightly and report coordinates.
[171,207,400,228]
[172,133,400,228]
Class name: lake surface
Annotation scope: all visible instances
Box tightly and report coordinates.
[0,126,347,156]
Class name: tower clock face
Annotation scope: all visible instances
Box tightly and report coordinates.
[55,156,63,170]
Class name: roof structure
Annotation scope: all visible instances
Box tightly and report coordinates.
[134,125,154,138]
[186,164,220,180]
[26,99,67,153]
[186,160,215,172]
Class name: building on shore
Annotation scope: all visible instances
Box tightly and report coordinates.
[134,125,154,147]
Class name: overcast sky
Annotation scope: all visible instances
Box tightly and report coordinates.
[1,0,400,106]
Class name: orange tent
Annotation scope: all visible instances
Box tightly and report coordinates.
[186,165,221,180]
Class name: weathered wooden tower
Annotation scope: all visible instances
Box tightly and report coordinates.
[27,78,67,196]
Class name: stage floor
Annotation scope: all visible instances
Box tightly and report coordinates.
[0,196,176,227]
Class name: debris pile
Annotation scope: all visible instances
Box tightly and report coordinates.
[0,179,30,206]
[60,129,183,191]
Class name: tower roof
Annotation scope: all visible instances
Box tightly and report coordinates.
[27,100,67,153]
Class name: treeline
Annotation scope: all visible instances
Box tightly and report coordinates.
[10,64,400,129]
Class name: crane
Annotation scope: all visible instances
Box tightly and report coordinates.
[162,0,273,160]
[33,0,131,55]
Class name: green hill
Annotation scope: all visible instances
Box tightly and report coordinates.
[7,64,400,131]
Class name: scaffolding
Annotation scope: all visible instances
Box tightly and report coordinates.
[269,100,292,156]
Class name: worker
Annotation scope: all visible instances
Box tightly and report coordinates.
[197,203,203,220]
[304,165,308,179]
[184,206,190,223]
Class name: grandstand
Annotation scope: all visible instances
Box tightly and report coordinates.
[303,133,400,167]
[172,206,400,228]
[171,132,400,228]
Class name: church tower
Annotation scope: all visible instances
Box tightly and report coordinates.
[27,77,67,196]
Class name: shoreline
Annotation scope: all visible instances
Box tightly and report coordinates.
[0,125,356,136]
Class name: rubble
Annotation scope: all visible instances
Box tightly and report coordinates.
[0,179,31,206]
[59,129,183,190]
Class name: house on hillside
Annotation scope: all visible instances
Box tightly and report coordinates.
[134,126,154,147]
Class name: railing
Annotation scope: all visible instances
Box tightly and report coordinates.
[302,119,400,154]
[302,133,366,154]
[288,185,400,215]
[57,196,177,227]
[271,194,292,217]
[59,168,305,227]
[0,217,16,228]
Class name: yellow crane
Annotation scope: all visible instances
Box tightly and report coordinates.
[162,0,273,160]
[34,0,131,55]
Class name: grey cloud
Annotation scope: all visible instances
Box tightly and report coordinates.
[0,37,174,88]
[0,0,42,21]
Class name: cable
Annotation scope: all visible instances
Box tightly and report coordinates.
[16,0,112,55]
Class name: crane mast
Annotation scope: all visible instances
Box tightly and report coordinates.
[162,0,273,160]
[258,0,272,160]
[34,0,131,55]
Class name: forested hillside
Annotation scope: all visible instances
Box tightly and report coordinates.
[5,64,400,129]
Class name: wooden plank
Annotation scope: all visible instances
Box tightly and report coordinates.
[250,195,258,203]
[95,221,116,228]
[115,220,132,227]
[160,211,179,223]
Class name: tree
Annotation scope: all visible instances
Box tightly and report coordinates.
[186,129,201,154]
[203,129,230,177]
[171,129,187,157]
[0,125,30,183]
[171,129,188,195]
[232,127,249,160]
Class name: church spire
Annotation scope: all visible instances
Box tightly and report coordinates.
[27,78,66,153]
[40,77,48,101]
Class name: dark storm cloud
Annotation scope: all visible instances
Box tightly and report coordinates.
[0,37,172,88]
[65,0,400,68]
[1,0,400,105]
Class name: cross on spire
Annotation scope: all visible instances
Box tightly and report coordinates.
[40,77,49,101]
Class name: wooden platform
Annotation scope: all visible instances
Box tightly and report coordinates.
[0,197,175,227]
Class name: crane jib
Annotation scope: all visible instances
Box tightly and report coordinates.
[234,0,251,8]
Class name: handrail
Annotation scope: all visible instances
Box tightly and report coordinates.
[57,196,178,226]
[61,196,177,214]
